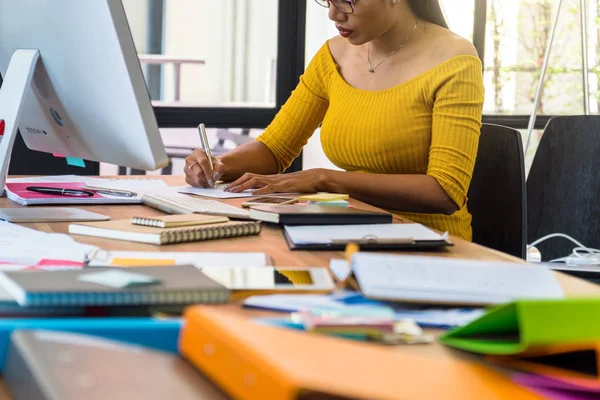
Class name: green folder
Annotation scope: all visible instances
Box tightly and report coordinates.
[439,298,600,355]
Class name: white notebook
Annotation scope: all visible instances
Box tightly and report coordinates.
[351,254,564,305]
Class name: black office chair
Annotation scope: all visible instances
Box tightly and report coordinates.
[527,115,600,261]
[467,123,527,258]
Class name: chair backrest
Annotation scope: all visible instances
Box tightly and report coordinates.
[527,115,600,261]
[468,123,526,258]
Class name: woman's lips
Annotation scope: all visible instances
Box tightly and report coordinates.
[337,27,354,38]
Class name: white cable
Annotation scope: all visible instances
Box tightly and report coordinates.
[528,233,600,265]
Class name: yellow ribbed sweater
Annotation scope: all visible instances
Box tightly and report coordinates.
[257,42,484,240]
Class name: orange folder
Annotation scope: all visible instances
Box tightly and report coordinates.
[179,306,540,400]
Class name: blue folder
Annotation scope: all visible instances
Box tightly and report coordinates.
[0,317,182,371]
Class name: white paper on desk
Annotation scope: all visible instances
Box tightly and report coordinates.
[0,221,95,266]
[173,186,256,199]
[351,253,564,305]
[82,177,170,195]
[87,251,271,268]
[284,223,445,245]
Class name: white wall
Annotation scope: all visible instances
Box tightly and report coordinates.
[122,0,148,54]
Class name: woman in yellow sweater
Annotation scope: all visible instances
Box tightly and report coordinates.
[185,0,484,240]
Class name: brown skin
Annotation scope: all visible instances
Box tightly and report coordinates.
[185,0,478,215]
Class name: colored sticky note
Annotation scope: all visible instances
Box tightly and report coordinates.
[66,156,86,168]
[298,193,349,202]
[110,258,177,267]
[52,153,66,158]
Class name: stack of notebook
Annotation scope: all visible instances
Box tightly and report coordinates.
[0,266,229,308]
[69,215,261,245]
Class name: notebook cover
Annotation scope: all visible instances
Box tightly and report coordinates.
[5,182,140,205]
[4,330,227,400]
[0,317,181,372]
[0,265,229,307]
[179,306,539,400]
[132,213,229,228]
[440,299,600,356]
[282,228,452,251]
[249,204,393,225]
[69,219,261,245]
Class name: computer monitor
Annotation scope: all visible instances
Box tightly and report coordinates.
[0,0,168,194]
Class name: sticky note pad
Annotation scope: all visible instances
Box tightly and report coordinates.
[66,157,86,168]
[298,193,349,202]
[52,153,66,158]
[78,270,160,288]
[110,258,177,267]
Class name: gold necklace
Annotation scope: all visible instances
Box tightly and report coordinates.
[367,22,418,73]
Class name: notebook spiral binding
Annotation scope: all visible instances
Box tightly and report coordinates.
[132,217,166,228]
[159,222,261,244]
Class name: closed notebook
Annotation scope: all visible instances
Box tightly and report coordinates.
[4,330,228,400]
[283,223,452,250]
[249,204,392,225]
[69,219,261,245]
[132,213,229,228]
[0,265,229,307]
[179,306,539,400]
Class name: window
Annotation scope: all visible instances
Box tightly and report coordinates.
[482,0,598,116]
[123,0,279,108]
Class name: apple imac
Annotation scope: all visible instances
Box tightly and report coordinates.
[0,0,169,194]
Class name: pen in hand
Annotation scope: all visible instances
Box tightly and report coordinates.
[197,123,215,187]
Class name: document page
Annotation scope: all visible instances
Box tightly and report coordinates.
[352,254,564,305]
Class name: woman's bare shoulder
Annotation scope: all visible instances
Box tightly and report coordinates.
[327,35,354,64]
[426,25,479,62]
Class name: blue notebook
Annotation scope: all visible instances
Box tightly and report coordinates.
[0,317,181,371]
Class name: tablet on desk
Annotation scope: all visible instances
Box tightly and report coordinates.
[198,266,335,292]
[0,207,110,223]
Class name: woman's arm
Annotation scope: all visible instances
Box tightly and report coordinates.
[322,170,458,214]
[218,141,279,181]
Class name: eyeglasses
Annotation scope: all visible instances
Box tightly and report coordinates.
[314,0,355,14]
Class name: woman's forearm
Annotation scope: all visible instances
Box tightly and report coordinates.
[321,170,458,215]
[219,141,279,181]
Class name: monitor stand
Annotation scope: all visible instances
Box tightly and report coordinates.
[0,49,40,196]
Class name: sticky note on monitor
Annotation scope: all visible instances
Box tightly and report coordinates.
[66,157,86,168]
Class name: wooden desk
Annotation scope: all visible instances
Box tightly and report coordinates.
[0,175,598,399]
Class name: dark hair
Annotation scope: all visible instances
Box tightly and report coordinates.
[407,0,449,29]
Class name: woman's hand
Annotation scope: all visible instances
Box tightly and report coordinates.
[225,169,327,195]
[184,149,226,188]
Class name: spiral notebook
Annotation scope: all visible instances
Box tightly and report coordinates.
[0,266,229,307]
[69,219,261,245]
[132,214,229,228]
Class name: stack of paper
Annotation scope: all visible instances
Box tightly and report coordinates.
[0,221,93,268]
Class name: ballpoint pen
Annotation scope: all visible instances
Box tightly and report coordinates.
[26,186,95,197]
[84,186,137,197]
[197,123,215,186]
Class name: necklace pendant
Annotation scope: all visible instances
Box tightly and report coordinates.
[368,68,374,73]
